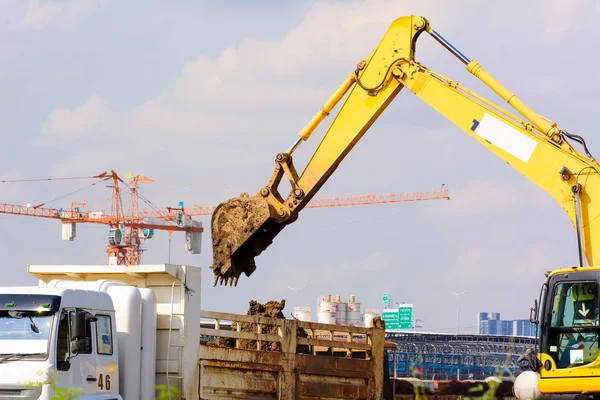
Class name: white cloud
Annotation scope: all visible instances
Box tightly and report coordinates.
[542,0,596,42]
[41,96,122,139]
[1,0,106,32]
[36,0,579,218]
[36,0,481,145]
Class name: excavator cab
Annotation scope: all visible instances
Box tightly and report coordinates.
[535,269,600,394]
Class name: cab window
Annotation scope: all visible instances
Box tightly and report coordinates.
[547,282,600,369]
[56,311,70,369]
[95,315,113,355]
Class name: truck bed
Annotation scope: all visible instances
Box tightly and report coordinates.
[198,311,385,399]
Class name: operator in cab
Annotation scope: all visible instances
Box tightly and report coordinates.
[550,282,600,368]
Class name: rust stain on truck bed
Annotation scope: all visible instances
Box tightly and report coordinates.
[199,309,385,399]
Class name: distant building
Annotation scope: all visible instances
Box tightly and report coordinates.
[513,319,536,337]
[477,312,536,337]
[478,312,489,334]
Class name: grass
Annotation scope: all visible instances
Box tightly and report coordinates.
[25,370,182,400]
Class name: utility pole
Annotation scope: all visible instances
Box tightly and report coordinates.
[450,291,468,334]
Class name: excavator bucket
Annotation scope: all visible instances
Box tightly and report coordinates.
[210,193,286,286]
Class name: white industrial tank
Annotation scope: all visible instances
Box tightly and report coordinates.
[293,306,311,321]
[139,288,157,400]
[347,296,361,326]
[318,310,337,324]
[318,295,337,324]
[336,301,348,325]
[363,309,380,328]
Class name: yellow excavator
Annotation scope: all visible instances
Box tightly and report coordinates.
[210,15,600,397]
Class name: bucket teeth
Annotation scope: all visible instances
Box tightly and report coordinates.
[213,271,241,287]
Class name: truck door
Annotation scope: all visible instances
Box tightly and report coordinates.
[55,310,97,395]
[94,313,118,396]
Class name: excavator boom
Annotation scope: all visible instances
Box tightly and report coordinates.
[210,15,427,285]
[210,15,600,287]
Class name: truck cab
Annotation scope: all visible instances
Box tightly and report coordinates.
[0,287,121,399]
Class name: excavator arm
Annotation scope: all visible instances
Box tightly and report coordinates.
[210,15,600,286]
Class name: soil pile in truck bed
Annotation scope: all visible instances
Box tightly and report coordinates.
[206,299,308,352]
[238,299,286,351]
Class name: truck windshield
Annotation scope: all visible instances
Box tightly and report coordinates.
[546,281,600,369]
[0,310,53,356]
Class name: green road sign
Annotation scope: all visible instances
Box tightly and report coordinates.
[382,293,389,305]
[381,305,413,330]
[398,305,413,329]
[381,309,399,329]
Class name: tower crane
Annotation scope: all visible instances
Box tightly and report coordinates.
[0,171,204,265]
[0,170,449,265]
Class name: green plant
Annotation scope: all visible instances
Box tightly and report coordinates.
[24,370,83,400]
[153,385,182,400]
[25,370,185,399]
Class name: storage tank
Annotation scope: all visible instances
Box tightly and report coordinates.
[336,301,348,325]
[318,295,337,324]
[293,306,311,322]
[363,309,380,328]
[139,288,157,400]
[347,295,361,326]
[318,310,336,324]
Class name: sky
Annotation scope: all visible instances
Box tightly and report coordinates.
[1,0,599,334]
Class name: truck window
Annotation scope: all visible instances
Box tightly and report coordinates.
[69,311,92,354]
[57,311,69,363]
[95,315,113,355]
[0,310,53,357]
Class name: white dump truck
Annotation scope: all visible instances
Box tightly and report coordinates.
[0,264,387,399]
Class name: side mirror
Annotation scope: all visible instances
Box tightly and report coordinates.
[57,360,71,371]
[71,339,88,354]
[71,311,86,341]
[529,299,539,324]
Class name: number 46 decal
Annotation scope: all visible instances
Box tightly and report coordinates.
[98,374,111,391]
